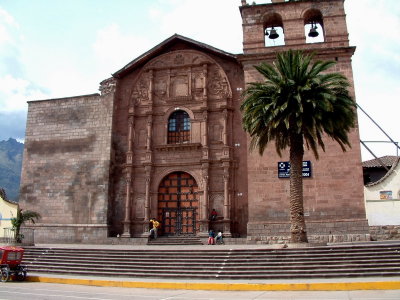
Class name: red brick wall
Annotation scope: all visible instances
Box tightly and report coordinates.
[240,0,368,240]
[19,93,113,243]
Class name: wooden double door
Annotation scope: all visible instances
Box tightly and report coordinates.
[157,172,199,236]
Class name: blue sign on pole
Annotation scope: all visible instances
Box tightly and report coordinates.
[278,161,312,178]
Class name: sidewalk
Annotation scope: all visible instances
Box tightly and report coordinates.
[26,273,400,291]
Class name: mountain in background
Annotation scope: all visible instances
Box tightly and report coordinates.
[0,138,24,202]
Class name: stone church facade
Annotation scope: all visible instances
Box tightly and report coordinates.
[20,0,369,244]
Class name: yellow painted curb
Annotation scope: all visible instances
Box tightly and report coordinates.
[27,276,400,291]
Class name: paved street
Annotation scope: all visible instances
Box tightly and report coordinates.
[1,282,400,300]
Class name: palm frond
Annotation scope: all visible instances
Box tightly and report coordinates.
[241,49,356,158]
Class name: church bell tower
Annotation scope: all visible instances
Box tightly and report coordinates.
[239,0,369,243]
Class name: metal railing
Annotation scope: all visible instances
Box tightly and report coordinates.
[3,228,35,246]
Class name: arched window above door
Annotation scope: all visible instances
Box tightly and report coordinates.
[168,110,190,144]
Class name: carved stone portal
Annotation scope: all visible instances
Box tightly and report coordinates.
[154,78,167,98]
[132,50,232,104]
[208,68,229,98]
[132,76,149,103]
[171,75,189,97]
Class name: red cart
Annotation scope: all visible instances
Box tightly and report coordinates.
[0,246,27,282]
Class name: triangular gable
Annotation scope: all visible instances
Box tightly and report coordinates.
[112,34,237,78]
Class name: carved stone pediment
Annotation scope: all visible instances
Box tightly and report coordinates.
[147,51,211,70]
[130,50,232,105]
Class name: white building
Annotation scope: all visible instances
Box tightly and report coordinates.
[363,156,400,226]
[0,189,18,238]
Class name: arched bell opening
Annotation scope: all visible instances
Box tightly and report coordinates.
[304,9,325,43]
[263,13,285,47]
[157,172,200,236]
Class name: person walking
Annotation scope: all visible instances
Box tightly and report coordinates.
[150,219,160,239]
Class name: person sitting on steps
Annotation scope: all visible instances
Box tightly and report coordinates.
[208,229,215,245]
[216,231,224,244]
[210,209,218,221]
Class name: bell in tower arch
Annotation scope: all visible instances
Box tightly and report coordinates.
[308,23,319,38]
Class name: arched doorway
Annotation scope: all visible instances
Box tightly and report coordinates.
[157,172,199,236]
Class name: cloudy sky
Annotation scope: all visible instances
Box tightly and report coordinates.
[0,0,399,161]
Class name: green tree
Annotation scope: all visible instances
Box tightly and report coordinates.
[241,50,356,243]
[11,207,41,243]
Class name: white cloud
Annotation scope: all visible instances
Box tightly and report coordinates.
[149,0,243,54]
[344,0,400,160]
[0,7,18,27]
[92,23,153,76]
[149,8,162,20]
[0,8,30,113]
[0,75,47,112]
[0,7,20,48]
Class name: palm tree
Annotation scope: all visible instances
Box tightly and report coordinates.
[11,208,41,243]
[241,50,356,243]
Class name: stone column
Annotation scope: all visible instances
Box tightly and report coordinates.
[188,67,192,97]
[121,173,132,237]
[223,164,232,237]
[144,177,150,221]
[144,165,152,222]
[167,69,171,98]
[223,109,228,146]
[203,110,208,147]
[223,172,230,220]
[148,69,153,103]
[122,114,134,237]
[202,165,209,220]
[203,64,208,98]
[146,115,152,150]
[198,164,210,236]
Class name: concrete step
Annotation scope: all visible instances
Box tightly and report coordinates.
[23,250,400,261]
[25,243,400,253]
[23,246,400,253]
[147,236,203,245]
[22,242,400,280]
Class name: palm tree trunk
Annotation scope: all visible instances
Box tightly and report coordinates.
[289,132,308,243]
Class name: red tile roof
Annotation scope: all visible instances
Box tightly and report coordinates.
[362,155,399,168]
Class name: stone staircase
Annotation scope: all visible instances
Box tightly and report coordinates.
[22,242,400,280]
